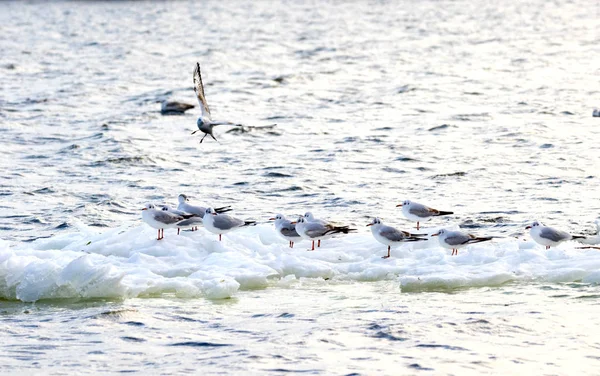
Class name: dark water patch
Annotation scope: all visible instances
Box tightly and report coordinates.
[124,321,145,327]
[251,313,271,318]
[169,315,208,323]
[54,222,70,229]
[265,368,321,373]
[121,336,146,342]
[278,312,295,318]
[264,115,289,120]
[408,363,434,371]
[431,171,466,179]
[561,111,574,115]
[397,85,416,94]
[168,341,231,347]
[466,319,491,324]
[373,331,407,342]
[540,143,553,149]
[233,181,248,186]
[30,187,55,195]
[452,113,490,121]
[395,156,417,162]
[550,294,569,298]
[374,126,393,131]
[91,156,154,167]
[463,91,483,95]
[264,172,293,178]
[279,186,303,192]
[23,155,49,159]
[382,167,406,174]
[575,295,600,299]
[416,344,467,351]
[88,350,105,355]
[428,124,455,132]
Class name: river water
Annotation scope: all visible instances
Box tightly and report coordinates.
[1,0,600,374]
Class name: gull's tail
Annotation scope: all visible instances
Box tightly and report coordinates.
[437,211,454,216]
[243,221,257,227]
[215,206,233,214]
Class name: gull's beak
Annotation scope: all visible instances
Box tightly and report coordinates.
[525,226,531,229]
[431,233,439,237]
[212,213,217,216]
[142,208,147,211]
[269,218,276,221]
[366,223,373,226]
[290,221,296,224]
[396,203,403,207]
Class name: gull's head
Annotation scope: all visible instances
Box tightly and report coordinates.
[178,194,188,203]
[525,221,540,230]
[197,118,205,127]
[396,200,411,208]
[431,229,446,237]
[162,205,171,211]
[205,207,217,216]
[292,217,306,225]
[270,214,284,221]
[142,203,155,211]
[304,212,315,221]
[366,218,381,227]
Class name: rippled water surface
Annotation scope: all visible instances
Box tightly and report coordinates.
[1,0,600,374]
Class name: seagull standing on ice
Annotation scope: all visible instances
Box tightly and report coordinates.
[397,200,454,230]
[141,203,194,240]
[177,194,232,230]
[190,62,242,143]
[162,205,201,234]
[431,228,492,255]
[366,218,427,259]
[202,207,256,241]
[270,214,302,248]
[303,212,338,248]
[293,216,355,251]
[526,221,585,249]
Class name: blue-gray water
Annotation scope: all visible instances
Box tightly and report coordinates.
[1,0,600,374]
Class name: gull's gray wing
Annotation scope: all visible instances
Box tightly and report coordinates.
[280,221,300,237]
[177,217,203,227]
[193,62,211,118]
[444,232,473,246]
[153,211,183,225]
[304,222,331,238]
[212,215,244,230]
[179,203,206,217]
[379,226,407,242]
[409,203,439,218]
[540,227,571,242]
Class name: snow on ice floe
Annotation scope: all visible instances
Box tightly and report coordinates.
[1,221,600,302]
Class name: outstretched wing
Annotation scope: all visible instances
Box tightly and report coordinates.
[193,62,211,118]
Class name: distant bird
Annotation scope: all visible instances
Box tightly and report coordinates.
[293,216,355,251]
[202,207,256,241]
[142,203,194,240]
[270,214,302,248]
[397,200,454,230]
[177,194,232,229]
[191,62,242,143]
[160,101,194,115]
[593,109,600,117]
[431,228,492,255]
[526,221,585,249]
[366,218,427,259]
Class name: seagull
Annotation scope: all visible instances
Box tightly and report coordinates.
[202,207,256,241]
[431,228,492,255]
[526,221,585,249]
[292,216,355,251]
[366,218,427,259]
[593,109,600,117]
[162,205,200,234]
[270,214,302,248]
[190,62,242,143]
[141,203,194,240]
[396,200,454,230]
[303,212,336,248]
[177,194,232,227]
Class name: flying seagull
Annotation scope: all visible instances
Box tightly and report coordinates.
[191,62,242,143]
